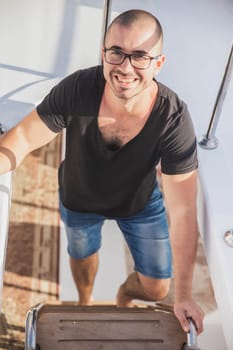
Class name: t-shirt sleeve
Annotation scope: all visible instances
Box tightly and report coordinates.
[36,72,79,133]
[160,102,198,174]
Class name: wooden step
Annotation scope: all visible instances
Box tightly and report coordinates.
[28,303,186,350]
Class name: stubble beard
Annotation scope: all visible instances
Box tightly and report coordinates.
[109,71,145,101]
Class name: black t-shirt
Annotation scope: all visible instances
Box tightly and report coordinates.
[37,65,198,217]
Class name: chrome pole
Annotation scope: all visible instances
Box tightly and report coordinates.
[102,0,112,43]
[99,0,112,63]
[224,229,233,248]
[0,123,7,134]
[183,319,202,349]
[25,304,43,350]
[199,44,233,150]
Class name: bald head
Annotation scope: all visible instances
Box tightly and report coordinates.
[105,9,163,50]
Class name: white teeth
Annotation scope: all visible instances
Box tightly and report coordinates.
[119,79,134,83]
[116,76,135,83]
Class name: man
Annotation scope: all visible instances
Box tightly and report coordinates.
[0,9,204,333]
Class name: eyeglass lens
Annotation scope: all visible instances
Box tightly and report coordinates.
[105,50,151,69]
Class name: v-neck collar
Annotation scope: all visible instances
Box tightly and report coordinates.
[93,67,162,158]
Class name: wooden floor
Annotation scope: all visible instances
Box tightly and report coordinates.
[0,135,61,349]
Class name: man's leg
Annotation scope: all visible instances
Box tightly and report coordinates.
[70,252,99,305]
[59,197,104,304]
[117,271,170,306]
[116,184,172,306]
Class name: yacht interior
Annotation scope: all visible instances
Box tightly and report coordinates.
[0,1,233,349]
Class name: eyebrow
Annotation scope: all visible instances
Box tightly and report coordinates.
[108,45,149,55]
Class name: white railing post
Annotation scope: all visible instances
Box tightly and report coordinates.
[0,124,12,314]
[0,172,12,314]
[199,44,233,150]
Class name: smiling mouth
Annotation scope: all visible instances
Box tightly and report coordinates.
[114,74,138,87]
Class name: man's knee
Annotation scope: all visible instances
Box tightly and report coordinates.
[138,272,171,300]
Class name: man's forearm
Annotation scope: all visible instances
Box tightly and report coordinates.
[0,127,29,175]
[170,218,199,302]
[161,171,204,333]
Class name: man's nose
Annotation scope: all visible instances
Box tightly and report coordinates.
[120,56,134,71]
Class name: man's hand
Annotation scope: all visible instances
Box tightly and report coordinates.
[174,298,204,334]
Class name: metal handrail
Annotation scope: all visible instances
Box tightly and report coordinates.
[199,44,233,150]
[24,303,44,350]
[0,124,7,135]
[99,0,112,63]
[24,305,201,350]
[224,229,233,248]
[102,0,112,42]
[185,319,201,349]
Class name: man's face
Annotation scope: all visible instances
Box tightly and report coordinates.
[103,21,164,100]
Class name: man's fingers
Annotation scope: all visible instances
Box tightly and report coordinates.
[188,307,205,334]
[190,311,204,334]
[174,302,205,334]
[175,311,190,333]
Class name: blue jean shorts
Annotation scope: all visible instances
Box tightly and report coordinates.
[59,185,172,279]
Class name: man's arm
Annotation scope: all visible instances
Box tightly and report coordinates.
[0,109,58,174]
[161,169,204,334]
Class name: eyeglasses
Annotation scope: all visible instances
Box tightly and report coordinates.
[104,48,161,70]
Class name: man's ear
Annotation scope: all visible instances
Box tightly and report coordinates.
[155,54,166,74]
[156,54,166,68]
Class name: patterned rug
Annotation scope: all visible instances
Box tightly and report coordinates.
[0,135,61,349]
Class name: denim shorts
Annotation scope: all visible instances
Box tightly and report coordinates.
[59,185,172,279]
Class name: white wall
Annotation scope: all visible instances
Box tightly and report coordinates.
[0,0,105,130]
